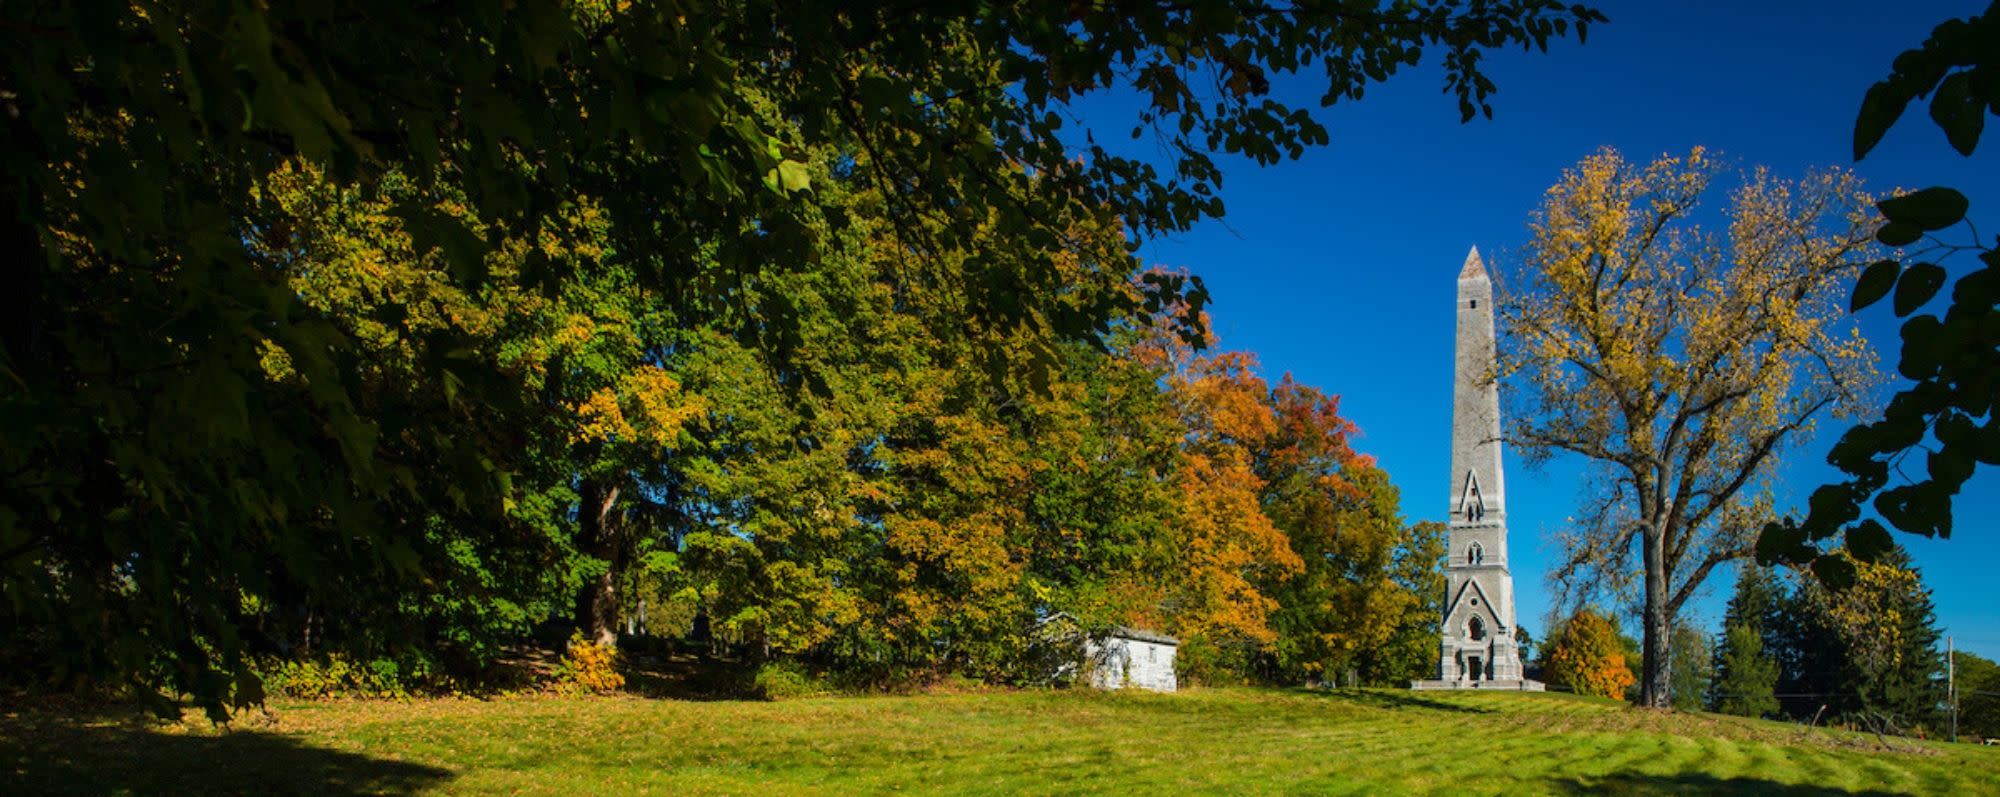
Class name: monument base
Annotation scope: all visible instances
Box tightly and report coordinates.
[1409,678,1545,691]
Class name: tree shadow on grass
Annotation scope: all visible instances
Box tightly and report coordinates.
[1552,772,1905,796]
[617,650,762,701]
[0,708,453,796]
[1304,688,1494,714]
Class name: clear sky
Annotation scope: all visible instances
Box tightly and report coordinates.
[1067,1,2000,658]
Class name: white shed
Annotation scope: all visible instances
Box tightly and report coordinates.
[1081,627,1178,693]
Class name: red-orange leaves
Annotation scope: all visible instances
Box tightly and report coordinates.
[1172,448,1300,647]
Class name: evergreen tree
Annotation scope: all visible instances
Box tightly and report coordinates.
[1713,621,1780,717]
[1800,548,1944,730]
[1767,572,1847,720]
[1669,622,1712,712]
[1711,566,1781,717]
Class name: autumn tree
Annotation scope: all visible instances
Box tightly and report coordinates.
[1259,384,1426,685]
[1360,520,1452,685]
[239,162,595,669]
[1150,339,1302,680]
[1501,147,1881,708]
[1544,608,1636,699]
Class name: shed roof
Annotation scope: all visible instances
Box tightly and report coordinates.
[1107,626,1179,645]
[1034,612,1178,645]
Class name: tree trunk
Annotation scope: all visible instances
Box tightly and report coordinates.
[1640,522,1673,708]
[573,480,622,647]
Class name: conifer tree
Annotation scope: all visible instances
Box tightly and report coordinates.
[1711,567,1781,717]
[1713,621,1781,717]
[1799,548,1945,729]
[1669,622,1712,711]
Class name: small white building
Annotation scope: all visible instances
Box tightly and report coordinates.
[1082,627,1179,693]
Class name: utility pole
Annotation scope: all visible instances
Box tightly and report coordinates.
[1948,636,1958,744]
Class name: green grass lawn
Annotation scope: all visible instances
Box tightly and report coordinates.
[5,687,1996,795]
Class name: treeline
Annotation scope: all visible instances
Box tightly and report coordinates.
[0,0,1606,717]
[1533,548,1948,736]
[1708,550,1945,732]
[8,151,1445,702]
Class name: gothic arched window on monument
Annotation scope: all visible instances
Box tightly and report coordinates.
[1467,542,1484,565]
[1469,616,1486,641]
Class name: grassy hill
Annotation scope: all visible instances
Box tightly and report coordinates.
[5,687,1996,795]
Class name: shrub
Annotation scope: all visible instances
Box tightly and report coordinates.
[255,655,418,700]
[1545,609,1636,700]
[554,634,625,694]
[753,660,828,701]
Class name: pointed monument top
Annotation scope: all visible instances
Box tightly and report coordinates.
[1458,246,1487,280]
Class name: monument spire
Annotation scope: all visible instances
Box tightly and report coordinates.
[1458,245,1487,279]
[1414,246,1541,692]
[1451,245,1504,534]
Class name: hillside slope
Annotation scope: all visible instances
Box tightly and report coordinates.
[4,688,1995,794]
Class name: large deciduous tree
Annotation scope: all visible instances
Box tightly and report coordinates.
[1502,147,1880,707]
[1953,651,2000,741]
[1260,384,1430,686]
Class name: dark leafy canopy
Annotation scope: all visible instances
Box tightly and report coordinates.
[1760,2,2000,579]
[1953,651,2000,740]
[1852,3,2000,160]
[1765,550,1944,730]
[0,1,1604,715]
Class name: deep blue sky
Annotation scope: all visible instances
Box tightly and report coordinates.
[1066,1,2000,658]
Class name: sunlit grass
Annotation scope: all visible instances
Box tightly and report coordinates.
[5,688,1996,794]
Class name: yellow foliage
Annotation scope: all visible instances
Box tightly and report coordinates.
[1509,148,1881,687]
[1808,549,1925,673]
[571,365,707,447]
[1547,609,1636,699]
[556,633,625,694]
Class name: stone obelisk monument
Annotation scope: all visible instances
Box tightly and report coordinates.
[1413,248,1542,691]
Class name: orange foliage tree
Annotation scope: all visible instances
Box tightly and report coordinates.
[1545,608,1638,699]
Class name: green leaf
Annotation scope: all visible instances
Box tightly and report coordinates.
[1927,446,1976,487]
[777,160,811,193]
[1806,483,1862,527]
[1928,72,1986,156]
[1853,81,1909,160]
[1896,315,1944,379]
[1876,220,1924,247]
[1851,259,1900,312]
[1811,553,1858,590]
[1755,519,1812,565]
[1892,262,1947,316]
[1845,520,1894,563]
[1877,187,1968,231]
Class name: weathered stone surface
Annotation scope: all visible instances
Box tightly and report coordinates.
[1414,247,1543,692]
